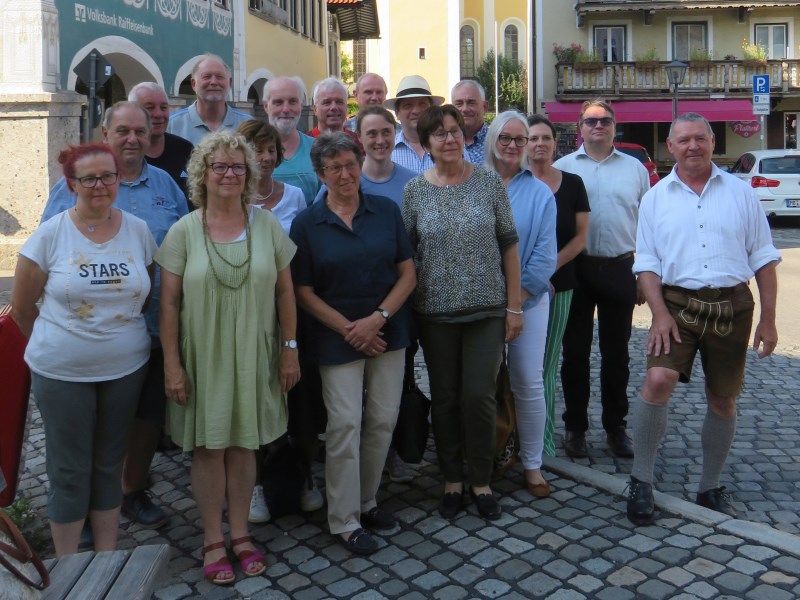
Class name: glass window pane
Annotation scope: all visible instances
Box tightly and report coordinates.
[460,25,475,78]
[504,25,518,62]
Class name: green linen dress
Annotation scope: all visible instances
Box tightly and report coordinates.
[155,208,296,450]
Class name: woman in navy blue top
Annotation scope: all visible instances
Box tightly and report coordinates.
[290,132,416,556]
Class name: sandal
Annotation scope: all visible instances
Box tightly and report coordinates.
[202,541,235,586]
[230,535,267,577]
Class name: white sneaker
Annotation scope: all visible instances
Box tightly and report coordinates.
[386,448,414,483]
[248,485,270,523]
[301,478,324,512]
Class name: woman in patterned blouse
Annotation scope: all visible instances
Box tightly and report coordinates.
[402,105,523,522]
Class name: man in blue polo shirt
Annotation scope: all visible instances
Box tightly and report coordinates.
[167,54,251,145]
[42,101,187,534]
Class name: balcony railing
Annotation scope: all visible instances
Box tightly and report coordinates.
[556,60,800,96]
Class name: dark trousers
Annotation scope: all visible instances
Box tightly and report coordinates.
[418,317,504,487]
[561,254,636,433]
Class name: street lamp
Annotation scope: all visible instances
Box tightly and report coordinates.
[667,60,689,121]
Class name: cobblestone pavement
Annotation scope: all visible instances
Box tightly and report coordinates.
[10,325,800,599]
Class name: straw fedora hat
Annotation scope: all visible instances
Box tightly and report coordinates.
[384,75,445,111]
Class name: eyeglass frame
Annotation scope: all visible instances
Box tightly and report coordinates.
[579,117,615,128]
[498,134,529,148]
[430,128,464,143]
[71,172,119,188]
[208,162,248,176]
[321,160,361,176]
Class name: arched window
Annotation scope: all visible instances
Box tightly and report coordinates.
[460,25,475,78]
[504,24,519,61]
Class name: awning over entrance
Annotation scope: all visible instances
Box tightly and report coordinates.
[545,99,756,123]
[327,0,380,41]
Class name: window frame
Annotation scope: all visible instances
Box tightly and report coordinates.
[504,24,519,62]
[754,23,788,59]
[593,25,626,62]
[460,24,476,78]
[671,21,708,61]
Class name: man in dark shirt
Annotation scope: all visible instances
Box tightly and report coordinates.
[129,82,194,210]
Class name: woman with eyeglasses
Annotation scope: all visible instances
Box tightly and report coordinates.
[11,143,156,557]
[485,111,557,498]
[157,131,299,585]
[526,114,590,459]
[290,132,416,555]
[402,105,523,521]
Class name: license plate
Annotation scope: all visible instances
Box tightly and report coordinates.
[787,199,800,208]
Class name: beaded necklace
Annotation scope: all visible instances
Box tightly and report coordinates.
[202,204,252,290]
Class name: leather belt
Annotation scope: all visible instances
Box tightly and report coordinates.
[663,282,748,301]
[580,251,634,263]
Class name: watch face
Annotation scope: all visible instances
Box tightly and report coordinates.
[285,340,297,349]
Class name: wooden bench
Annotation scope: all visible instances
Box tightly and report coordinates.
[42,544,170,600]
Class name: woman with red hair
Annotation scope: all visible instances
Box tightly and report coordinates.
[11,142,156,557]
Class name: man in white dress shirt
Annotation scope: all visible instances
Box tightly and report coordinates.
[627,112,780,525]
[554,99,650,459]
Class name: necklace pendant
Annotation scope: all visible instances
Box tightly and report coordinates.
[87,225,95,232]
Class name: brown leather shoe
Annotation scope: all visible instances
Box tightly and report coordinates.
[564,431,588,458]
[606,427,634,458]
[526,480,551,498]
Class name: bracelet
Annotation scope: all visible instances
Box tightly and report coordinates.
[505,308,523,315]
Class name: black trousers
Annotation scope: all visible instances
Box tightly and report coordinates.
[561,254,636,433]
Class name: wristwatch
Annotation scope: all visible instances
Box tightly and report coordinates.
[376,308,390,320]
[283,339,298,349]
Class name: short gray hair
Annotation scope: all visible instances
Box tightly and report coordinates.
[451,79,486,101]
[310,131,363,175]
[103,101,151,130]
[263,76,307,105]
[669,112,713,139]
[127,81,166,102]
[355,72,387,94]
[312,77,348,104]
[192,53,231,78]
[484,110,529,171]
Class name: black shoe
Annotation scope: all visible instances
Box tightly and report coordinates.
[626,476,655,526]
[439,492,463,519]
[122,491,168,529]
[606,427,634,458]
[696,487,738,518]
[361,506,397,531]
[564,431,588,458]
[78,522,94,551]
[340,527,378,555]
[470,490,502,521]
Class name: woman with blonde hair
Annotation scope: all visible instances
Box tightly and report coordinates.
[157,131,299,584]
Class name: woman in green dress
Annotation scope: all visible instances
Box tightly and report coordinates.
[157,131,300,585]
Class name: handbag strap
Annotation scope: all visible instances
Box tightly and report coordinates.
[0,511,49,590]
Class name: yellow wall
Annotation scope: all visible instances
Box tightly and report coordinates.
[243,13,328,102]
[374,0,451,102]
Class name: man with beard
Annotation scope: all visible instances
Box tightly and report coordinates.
[128,82,194,210]
[167,54,251,145]
[264,76,320,205]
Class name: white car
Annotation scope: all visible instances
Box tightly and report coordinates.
[730,150,800,218]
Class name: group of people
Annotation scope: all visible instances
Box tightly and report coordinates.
[10,52,780,585]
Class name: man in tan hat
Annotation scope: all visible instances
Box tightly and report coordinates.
[385,75,444,173]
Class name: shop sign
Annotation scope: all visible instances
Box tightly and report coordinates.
[729,121,761,138]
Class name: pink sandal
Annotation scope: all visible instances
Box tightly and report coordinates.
[231,535,267,577]
[202,541,235,585]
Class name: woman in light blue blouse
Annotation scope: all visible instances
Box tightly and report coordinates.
[485,111,557,498]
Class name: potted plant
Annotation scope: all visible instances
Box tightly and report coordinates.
[634,46,661,68]
[552,42,585,64]
[741,40,768,68]
[690,48,714,65]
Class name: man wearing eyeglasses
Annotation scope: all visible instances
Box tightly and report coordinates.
[553,99,649,460]
[40,101,187,535]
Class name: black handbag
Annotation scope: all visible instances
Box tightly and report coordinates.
[391,383,431,464]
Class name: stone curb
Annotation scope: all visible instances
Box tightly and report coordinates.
[543,454,800,559]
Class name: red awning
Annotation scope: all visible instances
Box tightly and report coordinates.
[545,100,756,123]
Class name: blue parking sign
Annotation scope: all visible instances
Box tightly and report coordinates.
[753,75,770,94]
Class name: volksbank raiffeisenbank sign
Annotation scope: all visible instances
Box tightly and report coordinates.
[74,4,155,36]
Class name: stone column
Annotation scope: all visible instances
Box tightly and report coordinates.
[0,1,84,269]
